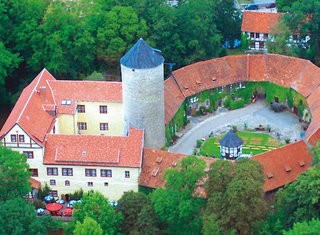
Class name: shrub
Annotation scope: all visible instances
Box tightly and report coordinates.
[285,138,290,144]
[69,188,84,201]
[38,183,51,200]
[196,139,203,148]
[230,99,245,110]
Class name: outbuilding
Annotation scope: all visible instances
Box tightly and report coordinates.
[219,130,243,160]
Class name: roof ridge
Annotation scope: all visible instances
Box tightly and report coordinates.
[17,69,45,124]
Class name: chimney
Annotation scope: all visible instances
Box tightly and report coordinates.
[39,86,46,100]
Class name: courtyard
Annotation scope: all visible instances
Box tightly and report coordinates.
[168,100,304,155]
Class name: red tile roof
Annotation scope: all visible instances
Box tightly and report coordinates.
[0,69,56,145]
[44,126,144,168]
[165,54,320,143]
[253,140,312,192]
[29,177,41,189]
[164,77,185,124]
[241,11,283,34]
[141,141,312,193]
[48,80,122,114]
[139,148,217,189]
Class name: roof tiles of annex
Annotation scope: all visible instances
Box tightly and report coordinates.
[252,140,312,192]
[164,77,185,124]
[241,11,282,34]
[48,80,122,115]
[44,126,144,168]
[0,69,56,145]
[172,55,248,98]
[140,148,217,189]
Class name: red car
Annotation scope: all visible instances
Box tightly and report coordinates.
[265,2,276,8]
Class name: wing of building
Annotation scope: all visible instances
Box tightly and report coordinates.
[2,42,320,199]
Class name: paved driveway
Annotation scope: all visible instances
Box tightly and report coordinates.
[168,100,302,155]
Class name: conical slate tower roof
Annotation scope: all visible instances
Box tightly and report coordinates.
[219,130,243,148]
[120,38,164,69]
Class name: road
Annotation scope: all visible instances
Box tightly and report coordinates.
[168,100,302,155]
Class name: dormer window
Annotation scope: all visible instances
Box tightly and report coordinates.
[61,99,72,105]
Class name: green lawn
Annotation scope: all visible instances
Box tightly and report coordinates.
[199,131,283,158]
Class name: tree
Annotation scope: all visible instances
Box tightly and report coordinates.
[263,166,320,232]
[73,217,103,235]
[0,146,31,201]
[205,159,267,234]
[0,197,61,235]
[283,219,320,235]
[116,191,159,235]
[151,156,206,234]
[273,0,320,65]
[73,191,123,235]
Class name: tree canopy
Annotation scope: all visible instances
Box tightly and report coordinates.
[151,155,206,235]
[72,191,123,235]
[0,0,241,106]
[0,146,31,201]
[205,159,267,234]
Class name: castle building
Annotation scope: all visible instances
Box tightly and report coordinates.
[1,39,319,200]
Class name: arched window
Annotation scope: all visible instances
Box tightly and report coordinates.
[65,180,70,186]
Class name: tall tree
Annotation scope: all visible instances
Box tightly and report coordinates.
[72,191,123,235]
[116,191,159,235]
[283,218,320,235]
[205,159,267,234]
[0,146,31,201]
[151,156,206,234]
[73,217,103,235]
[0,198,61,235]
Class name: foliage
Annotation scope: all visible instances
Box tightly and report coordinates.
[283,219,320,235]
[73,217,103,235]
[0,197,61,235]
[37,183,51,200]
[263,165,320,232]
[116,191,159,235]
[73,191,123,235]
[69,188,84,201]
[165,102,187,146]
[151,156,206,234]
[84,71,105,81]
[0,146,31,201]
[205,159,267,234]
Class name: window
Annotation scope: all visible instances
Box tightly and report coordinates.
[87,182,93,187]
[30,168,38,177]
[19,135,25,142]
[23,151,34,159]
[65,180,70,186]
[100,105,108,114]
[101,169,112,177]
[11,134,17,142]
[62,168,73,176]
[51,190,58,197]
[125,171,130,178]
[104,182,109,186]
[50,179,56,186]
[77,105,85,113]
[47,167,58,176]
[78,122,87,130]
[85,169,96,177]
[100,123,109,131]
[250,32,254,38]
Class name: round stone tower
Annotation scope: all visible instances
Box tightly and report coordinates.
[120,38,165,149]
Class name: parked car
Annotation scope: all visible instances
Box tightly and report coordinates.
[245,4,259,10]
[265,2,276,8]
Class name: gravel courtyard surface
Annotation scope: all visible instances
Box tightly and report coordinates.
[169,100,303,155]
